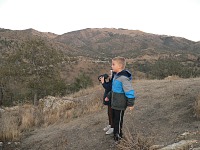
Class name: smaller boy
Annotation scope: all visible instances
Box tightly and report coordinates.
[99,70,114,134]
[107,57,135,141]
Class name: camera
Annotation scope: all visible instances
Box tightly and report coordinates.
[98,74,109,81]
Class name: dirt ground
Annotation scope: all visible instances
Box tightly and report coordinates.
[7,78,200,150]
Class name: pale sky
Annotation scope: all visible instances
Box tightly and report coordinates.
[0,0,200,41]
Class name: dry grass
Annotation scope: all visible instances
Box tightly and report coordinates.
[68,85,100,98]
[164,75,181,80]
[117,127,154,150]
[0,85,103,141]
[0,111,20,141]
[194,94,200,119]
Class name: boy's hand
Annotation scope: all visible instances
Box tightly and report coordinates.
[129,106,134,111]
[100,76,104,84]
[105,97,109,101]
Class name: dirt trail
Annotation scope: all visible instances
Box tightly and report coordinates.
[21,78,200,150]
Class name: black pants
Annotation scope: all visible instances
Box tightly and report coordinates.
[112,109,125,141]
[108,105,114,128]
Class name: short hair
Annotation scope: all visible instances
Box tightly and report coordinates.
[112,56,126,69]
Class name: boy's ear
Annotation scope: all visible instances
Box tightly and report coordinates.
[118,63,123,69]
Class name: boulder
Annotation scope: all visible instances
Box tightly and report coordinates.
[39,96,76,112]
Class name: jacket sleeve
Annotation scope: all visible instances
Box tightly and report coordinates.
[122,77,135,106]
[102,80,112,91]
[106,91,112,100]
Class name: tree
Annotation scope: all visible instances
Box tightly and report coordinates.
[0,39,66,106]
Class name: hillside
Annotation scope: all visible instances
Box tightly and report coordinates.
[0,28,59,41]
[55,28,199,58]
[10,78,199,150]
[0,28,200,107]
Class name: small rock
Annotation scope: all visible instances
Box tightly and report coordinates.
[0,108,5,113]
[14,142,20,145]
[176,131,190,141]
[150,144,164,150]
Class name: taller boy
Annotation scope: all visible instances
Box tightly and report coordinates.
[110,57,135,141]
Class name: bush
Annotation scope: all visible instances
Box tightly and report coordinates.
[67,73,93,93]
[117,128,154,150]
[0,39,67,106]
[133,58,200,79]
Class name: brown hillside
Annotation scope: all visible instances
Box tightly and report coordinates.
[0,28,58,40]
[55,28,199,58]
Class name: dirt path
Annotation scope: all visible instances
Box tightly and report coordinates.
[20,78,200,150]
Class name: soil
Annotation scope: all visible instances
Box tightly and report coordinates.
[9,78,200,149]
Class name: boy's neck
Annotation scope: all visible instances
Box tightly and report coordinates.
[116,69,123,73]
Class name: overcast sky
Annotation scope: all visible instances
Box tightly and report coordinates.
[0,0,200,41]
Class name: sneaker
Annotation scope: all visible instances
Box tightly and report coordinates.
[103,125,111,131]
[106,128,114,134]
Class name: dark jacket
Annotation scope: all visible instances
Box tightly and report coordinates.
[102,80,112,105]
[111,70,135,110]
[101,72,115,106]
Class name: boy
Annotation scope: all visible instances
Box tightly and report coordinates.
[107,57,135,141]
[99,70,114,134]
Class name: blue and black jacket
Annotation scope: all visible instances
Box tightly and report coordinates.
[111,70,135,110]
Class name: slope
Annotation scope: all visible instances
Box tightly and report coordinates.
[20,78,200,150]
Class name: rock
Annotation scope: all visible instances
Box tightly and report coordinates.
[0,108,5,113]
[4,106,19,112]
[39,96,76,112]
[14,142,20,145]
[176,131,190,141]
[159,140,197,150]
[193,147,200,150]
[150,144,164,150]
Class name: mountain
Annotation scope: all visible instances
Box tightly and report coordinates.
[54,28,199,58]
[1,27,199,59]
[0,28,76,55]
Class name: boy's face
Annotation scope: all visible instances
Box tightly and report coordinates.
[112,60,122,73]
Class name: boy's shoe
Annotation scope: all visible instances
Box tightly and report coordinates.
[106,128,114,135]
[103,125,111,131]
[114,134,122,141]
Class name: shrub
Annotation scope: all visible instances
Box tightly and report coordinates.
[67,73,93,93]
[0,110,20,141]
[117,127,154,150]
[0,39,67,106]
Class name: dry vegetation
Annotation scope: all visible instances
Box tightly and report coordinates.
[0,85,103,142]
[117,127,154,150]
